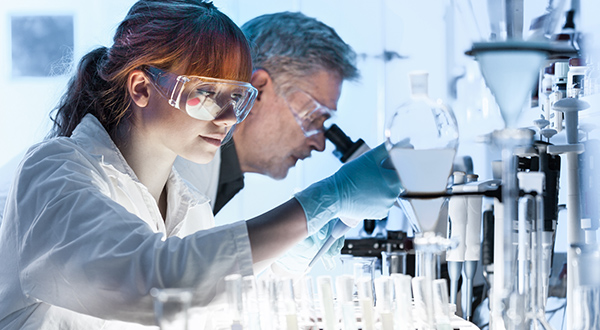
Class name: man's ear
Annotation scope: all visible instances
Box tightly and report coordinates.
[250,69,273,102]
[127,70,150,108]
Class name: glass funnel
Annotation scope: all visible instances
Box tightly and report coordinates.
[385,70,459,329]
[468,41,551,330]
[385,70,459,234]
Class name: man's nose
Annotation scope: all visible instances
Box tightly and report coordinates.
[309,131,326,152]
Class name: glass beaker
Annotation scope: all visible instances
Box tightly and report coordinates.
[346,256,376,280]
[381,251,407,276]
[339,255,376,294]
[151,288,193,330]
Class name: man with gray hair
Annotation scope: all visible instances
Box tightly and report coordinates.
[174,11,359,272]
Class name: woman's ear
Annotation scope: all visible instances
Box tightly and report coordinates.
[127,70,150,108]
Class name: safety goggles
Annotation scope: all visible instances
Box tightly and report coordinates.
[143,66,258,124]
[284,89,336,137]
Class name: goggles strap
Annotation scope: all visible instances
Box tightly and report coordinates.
[169,76,190,109]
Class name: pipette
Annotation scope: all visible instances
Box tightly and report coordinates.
[304,124,371,272]
[448,173,497,320]
[447,171,467,306]
[307,218,352,269]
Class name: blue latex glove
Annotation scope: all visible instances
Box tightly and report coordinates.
[275,219,345,274]
[295,143,401,236]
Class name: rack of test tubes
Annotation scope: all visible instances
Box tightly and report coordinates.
[214,272,480,330]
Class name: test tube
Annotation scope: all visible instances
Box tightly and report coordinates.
[392,274,414,330]
[357,277,375,330]
[294,276,318,329]
[225,274,244,329]
[257,276,280,330]
[317,276,337,330]
[279,278,300,330]
[242,275,262,330]
[432,279,452,330]
[374,276,394,330]
[335,275,358,330]
[412,276,434,330]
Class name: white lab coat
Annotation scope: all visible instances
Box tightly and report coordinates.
[174,150,221,211]
[0,150,22,223]
[0,114,254,329]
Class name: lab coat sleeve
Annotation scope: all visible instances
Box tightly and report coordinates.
[9,140,253,325]
[0,150,24,222]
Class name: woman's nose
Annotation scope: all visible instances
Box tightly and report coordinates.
[213,102,238,127]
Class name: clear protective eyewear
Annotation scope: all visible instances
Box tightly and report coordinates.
[284,89,336,137]
[143,66,258,124]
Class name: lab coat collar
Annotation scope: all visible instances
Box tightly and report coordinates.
[70,114,209,235]
[71,114,138,181]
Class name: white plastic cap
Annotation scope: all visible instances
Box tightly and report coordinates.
[452,171,466,185]
[554,62,569,79]
[409,70,429,96]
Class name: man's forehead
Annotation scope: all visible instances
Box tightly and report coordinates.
[296,71,343,110]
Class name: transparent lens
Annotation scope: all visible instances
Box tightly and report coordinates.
[182,82,258,123]
[287,92,314,117]
[184,90,221,121]
[301,105,333,134]
[145,67,257,123]
[286,90,334,137]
